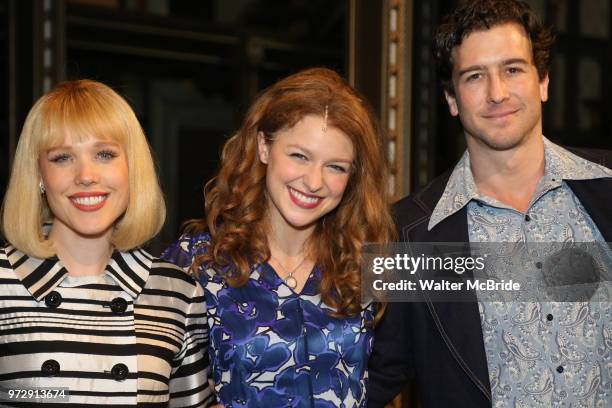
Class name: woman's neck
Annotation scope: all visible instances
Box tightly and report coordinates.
[48,224,113,277]
[266,215,317,293]
[267,218,314,259]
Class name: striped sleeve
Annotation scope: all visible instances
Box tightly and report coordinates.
[169,279,214,407]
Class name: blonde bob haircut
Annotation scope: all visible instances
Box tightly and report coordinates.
[2,79,165,258]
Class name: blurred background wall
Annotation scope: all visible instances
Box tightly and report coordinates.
[1,0,610,258]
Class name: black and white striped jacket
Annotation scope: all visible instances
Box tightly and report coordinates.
[0,244,213,407]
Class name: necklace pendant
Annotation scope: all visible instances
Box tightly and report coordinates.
[285,275,298,289]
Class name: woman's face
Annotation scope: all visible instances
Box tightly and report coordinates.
[39,136,129,242]
[258,114,354,233]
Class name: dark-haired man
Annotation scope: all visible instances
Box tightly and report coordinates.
[367,0,611,407]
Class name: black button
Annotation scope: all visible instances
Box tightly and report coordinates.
[525,214,531,222]
[45,291,62,308]
[110,297,128,314]
[535,261,543,269]
[556,365,564,373]
[41,359,60,376]
[546,314,553,321]
[111,363,129,381]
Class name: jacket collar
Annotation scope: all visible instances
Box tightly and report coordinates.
[5,245,152,301]
[428,138,612,231]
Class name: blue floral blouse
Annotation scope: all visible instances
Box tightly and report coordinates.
[162,233,374,408]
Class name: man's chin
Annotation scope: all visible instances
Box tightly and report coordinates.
[468,133,533,152]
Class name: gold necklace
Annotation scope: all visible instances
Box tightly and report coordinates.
[271,255,306,290]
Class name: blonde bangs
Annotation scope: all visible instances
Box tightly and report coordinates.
[34,87,129,156]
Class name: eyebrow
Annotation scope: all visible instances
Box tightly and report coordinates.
[457,58,530,77]
[93,140,121,148]
[287,144,353,163]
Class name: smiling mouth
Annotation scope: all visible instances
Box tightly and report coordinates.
[69,194,109,211]
[483,109,519,119]
[288,187,322,209]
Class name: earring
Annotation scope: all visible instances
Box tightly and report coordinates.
[39,180,46,194]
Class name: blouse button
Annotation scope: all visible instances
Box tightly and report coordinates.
[111,363,129,381]
[110,297,128,314]
[546,314,554,321]
[556,365,564,373]
[45,291,62,308]
[41,359,60,376]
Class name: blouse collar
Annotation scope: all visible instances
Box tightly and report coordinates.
[3,244,152,301]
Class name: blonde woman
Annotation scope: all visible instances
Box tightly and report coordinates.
[0,80,212,407]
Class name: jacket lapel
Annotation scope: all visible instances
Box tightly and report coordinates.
[405,207,492,400]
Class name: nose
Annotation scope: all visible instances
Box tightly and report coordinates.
[75,158,100,186]
[487,73,509,104]
[303,165,324,193]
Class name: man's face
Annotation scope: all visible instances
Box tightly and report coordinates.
[444,22,549,151]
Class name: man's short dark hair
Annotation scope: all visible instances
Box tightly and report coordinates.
[433,0,555,95]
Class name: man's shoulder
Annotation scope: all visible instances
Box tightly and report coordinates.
[564,146,612,170]
[392,170,452,228]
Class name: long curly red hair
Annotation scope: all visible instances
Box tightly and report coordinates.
[187,67,395,318]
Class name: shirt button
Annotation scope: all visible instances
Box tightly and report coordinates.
[556,365,564,373]
[111,363,129,381]
[546,314,553,321]
[524,214,531,222]
[110,297,128,314]
[45,291,62,308]
[41,359,60,376]
[535,261,543,269]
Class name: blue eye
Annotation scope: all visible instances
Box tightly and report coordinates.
[49,153,71,163]
[97,150,118,160]
[290,153,307,161]
[329,164,348,173]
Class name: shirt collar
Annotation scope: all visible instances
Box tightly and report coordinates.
[5,245,152,301]
[428,137,612,231]
[428,150,477,231]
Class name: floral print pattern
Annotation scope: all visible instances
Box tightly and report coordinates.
[163,233,374,407]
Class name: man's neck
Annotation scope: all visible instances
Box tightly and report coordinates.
[467,135,545,213]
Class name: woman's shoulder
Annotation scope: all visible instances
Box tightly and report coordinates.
[130,247,203,295]
[161,231,212,269]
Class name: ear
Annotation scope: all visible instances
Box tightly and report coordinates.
[257,131,270,164]
[539,73,549,103]
[444,89,459,117]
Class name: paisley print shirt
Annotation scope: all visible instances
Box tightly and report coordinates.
[429,139,612,407]
[163,234,374,408]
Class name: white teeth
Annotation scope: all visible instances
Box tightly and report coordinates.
[72,195,106,206]
[290,188,319,204]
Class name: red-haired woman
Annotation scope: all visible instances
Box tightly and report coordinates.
[163,68,395,407]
